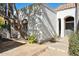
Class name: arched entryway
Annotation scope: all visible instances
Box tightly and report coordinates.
[64,16,74,35]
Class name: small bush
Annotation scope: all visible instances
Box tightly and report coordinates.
[0,16,5,24]
[0,16,5,29]
[69,33,79,56]
[28,34,36,44]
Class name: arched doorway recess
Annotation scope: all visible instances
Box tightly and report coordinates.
[64,16,74,35]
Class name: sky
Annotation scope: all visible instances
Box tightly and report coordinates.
[48,3,62,9]
[16,3,62,9]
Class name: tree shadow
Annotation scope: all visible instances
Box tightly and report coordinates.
[0,37,25,53]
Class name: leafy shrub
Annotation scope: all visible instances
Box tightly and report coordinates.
[0,24,4,29]
[0,16,5,29]
[69,33,79,56]
[28,33,36,44]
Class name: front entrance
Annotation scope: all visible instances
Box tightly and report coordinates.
[64,16,74,35]
[58,18,61,36]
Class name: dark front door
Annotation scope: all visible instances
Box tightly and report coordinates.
[59,18,61,36]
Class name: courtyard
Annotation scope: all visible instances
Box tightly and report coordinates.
[0,36,69,56]
[0,3,79,56]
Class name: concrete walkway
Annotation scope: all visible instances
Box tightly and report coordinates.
[0,36,69,56]
[38,36,69,56]
[0,44,47,56]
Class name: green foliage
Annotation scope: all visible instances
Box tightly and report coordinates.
[0,16,5,29]
[69,33,79,56]
[28,34,36,44]
[0,24,5,29]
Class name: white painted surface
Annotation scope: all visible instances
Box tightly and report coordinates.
[45,7,57,37]
[18,5,76,39]
[57,8,76,37]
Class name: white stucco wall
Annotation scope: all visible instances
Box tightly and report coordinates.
[45,7,57,37]
[57,8,76,37]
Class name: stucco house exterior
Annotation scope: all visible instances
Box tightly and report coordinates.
[17,3,79,43]
[56,3,77,37]
[18,4,57,43]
